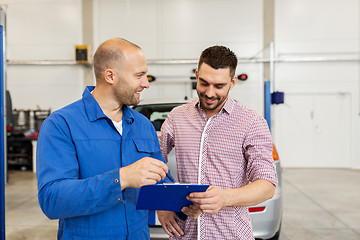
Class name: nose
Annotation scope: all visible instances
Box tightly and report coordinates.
[141,75,150,89]
[205,85,215,98]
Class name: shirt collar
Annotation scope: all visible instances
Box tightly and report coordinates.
[83,86,106,122]
[194,97,235,116]
[82,86,134,124]
[122,105,135,125]
[222,97,236,114]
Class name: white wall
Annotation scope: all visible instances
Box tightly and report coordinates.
[2,0,265,112]
[1,0,84,111]
[93,0,265,113]
[273,0,360,168]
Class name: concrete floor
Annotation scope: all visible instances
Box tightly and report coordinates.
[4,168,360,240]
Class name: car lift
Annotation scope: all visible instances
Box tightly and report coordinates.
[0,8,6,240]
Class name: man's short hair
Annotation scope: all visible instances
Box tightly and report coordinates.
[93,38,141,80]
[198,45,238,78]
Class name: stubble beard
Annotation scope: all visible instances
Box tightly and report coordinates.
[199,95,221,111]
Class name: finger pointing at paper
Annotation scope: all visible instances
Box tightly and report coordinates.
[120,157,168,190]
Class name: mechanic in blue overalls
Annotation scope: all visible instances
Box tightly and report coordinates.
[36,38,172,240]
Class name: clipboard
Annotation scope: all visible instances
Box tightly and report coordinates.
[136,184,210,212]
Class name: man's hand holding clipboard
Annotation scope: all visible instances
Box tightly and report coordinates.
[136,183,209,212]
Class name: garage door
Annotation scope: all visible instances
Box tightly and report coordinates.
[274,92,351,168]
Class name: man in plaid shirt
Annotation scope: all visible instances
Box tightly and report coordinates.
[158,45,278,240]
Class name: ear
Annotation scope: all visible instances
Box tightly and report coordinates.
[104,69,115,84]
[230,75,237,89]
[195,69,199,79]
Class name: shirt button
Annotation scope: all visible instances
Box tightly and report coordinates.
[117,198,121,201]
[114,179,119,183]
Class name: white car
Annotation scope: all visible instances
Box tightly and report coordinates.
[133,99,282,240]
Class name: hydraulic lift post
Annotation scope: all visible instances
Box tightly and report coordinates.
[0,9,6,240]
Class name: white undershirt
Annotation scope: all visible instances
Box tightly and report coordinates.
[112,120,123,135]
[90,90,123,135]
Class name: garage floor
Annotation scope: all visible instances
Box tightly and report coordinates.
[4,168,360,240]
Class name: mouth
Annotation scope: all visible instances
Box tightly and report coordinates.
[135,90,143,97]
[204,97,217,105]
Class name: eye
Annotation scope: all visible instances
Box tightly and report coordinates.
[136,73,145,79]
[200,81,208,86]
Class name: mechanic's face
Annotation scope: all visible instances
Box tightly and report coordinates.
[113,48,149,106]
[196,63,236,118]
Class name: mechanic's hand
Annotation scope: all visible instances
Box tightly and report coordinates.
[119,157,168,190]
[157,210,184,237]
[181,204,201,220]
[187,186,228,214]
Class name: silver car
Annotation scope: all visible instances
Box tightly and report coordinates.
[133,100,282,240]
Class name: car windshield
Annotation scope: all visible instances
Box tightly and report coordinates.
[133,103,185,131]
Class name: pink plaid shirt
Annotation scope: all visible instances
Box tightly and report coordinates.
[160,98,277,240]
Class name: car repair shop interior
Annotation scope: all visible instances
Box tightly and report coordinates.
[1,0,360,240]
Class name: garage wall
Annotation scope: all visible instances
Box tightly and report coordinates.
[273,0,360,168]
[2,0,266,114]
[1,0,360,169]
[93,0,265,113]
[1,0,84,111]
